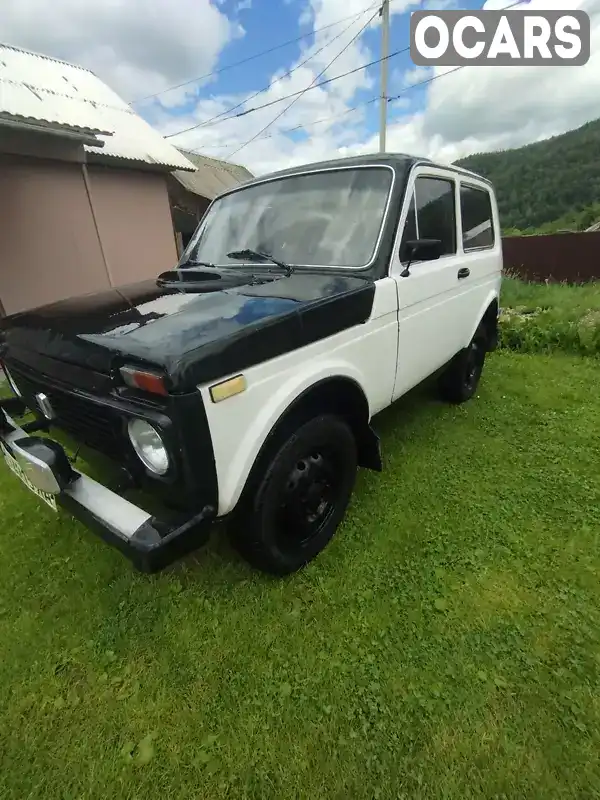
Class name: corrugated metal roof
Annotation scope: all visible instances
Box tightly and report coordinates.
[0,43,195,171]
[171,149,254,199]
[0,79,113,136]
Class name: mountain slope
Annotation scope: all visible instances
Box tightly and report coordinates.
[456,119,600,231]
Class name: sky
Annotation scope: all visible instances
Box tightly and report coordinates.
[1,0,599,176]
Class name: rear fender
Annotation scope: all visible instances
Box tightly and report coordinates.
[468,291,500,350]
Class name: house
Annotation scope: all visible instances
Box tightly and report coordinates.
[0,44,251,317]
[168,150,254,253]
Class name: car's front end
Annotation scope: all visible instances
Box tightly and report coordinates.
[0,309,220,571]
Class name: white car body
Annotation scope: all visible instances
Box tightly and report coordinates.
[202,161,502,516]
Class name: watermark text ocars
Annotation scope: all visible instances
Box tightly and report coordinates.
[410,10,590,67]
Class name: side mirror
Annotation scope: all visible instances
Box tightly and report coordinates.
[400,238,443,277]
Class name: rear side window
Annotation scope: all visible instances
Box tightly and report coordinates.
[460,185,495,250]
[414,177,456,257]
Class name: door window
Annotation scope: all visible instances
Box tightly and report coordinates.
[399,191,417,260]
[400,176,456,262]
[460,185,495,250]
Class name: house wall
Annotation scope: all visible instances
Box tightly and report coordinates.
[85,164,178,286]
[0,155,178,316]
[0,155,108,315]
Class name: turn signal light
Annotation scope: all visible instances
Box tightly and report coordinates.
[209,374,247,403]
[120,365,168,396]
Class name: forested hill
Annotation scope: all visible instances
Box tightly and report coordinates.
[455,119,600,231]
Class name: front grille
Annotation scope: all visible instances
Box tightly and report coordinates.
[8,365,123,459]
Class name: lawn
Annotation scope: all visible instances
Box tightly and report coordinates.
[1,351,599,799]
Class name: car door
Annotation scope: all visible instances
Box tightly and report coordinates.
[390,166,468,401]
[454,178,503,342]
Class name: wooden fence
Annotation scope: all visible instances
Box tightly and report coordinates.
[502,231,600,283]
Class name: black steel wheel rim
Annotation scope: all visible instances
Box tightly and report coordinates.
[277,445,343,548]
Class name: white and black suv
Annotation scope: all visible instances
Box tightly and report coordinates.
[0,153,502,576]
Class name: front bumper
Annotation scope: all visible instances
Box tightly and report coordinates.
[0,399,215,573]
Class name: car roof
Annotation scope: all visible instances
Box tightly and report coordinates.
[252,153,420,181]
[234,152,492,190]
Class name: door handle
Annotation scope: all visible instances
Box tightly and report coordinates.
[457,267,470,279]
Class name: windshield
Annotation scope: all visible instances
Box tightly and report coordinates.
[181,166,393,269]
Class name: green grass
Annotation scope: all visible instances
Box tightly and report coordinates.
[1,352,600,799]
[500,276,600,355]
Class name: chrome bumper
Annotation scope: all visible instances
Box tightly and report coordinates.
[0,403,214,572]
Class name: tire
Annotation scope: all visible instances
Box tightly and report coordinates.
[230,414,358,576]
[438,322,488,404]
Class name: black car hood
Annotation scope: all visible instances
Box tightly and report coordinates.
[0,270,376,392]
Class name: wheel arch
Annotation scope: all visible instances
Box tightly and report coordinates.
[235,375,382,512]
[469,292,499,350]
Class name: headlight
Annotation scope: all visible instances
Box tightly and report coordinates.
[2,365,21,397]
[127,419,169,475]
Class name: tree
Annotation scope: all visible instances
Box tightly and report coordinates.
[457,119,600,230]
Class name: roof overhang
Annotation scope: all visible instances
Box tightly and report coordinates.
[169,150,254,200]
[84,148,196,173]
[0,113,108,147]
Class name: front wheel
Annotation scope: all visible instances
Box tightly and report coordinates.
[230,415,357,576]
[438,322,488,404]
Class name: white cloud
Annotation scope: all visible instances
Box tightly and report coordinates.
[419,0,600,153]
[0,0,238,102]
[219,0,600,175]
[402,65,433,86]
[158,0,418,173]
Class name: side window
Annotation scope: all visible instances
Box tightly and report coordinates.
[460,184,495,250]
[415,177,456,256]
[399,177,456,262]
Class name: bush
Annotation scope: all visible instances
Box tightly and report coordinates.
[498,277,600,356]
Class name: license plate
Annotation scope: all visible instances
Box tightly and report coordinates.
[1,441,58,511]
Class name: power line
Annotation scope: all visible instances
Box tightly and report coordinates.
[194,96,381,150]
[227,8,382,159]
[168,0,528,152]
[129,1,381,105]
[166,44,408,140]
[388,65,463,102]
[189,67,456,153]
[172,11,371,137]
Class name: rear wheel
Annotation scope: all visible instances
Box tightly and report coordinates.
[438,322,488,404]
[230,414,357,576]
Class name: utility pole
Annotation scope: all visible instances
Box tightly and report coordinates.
[379,0,390,152]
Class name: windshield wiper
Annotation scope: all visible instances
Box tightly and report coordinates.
[227,248,293,277]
